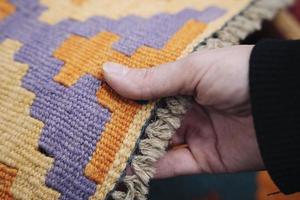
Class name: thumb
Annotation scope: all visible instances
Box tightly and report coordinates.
[103,58,199,100]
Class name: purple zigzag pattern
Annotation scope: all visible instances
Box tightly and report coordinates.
[65,6,225,55]
[111,7,225,55]
[0,1,225,55]
[14,22,110,200]
[0,1,227,199]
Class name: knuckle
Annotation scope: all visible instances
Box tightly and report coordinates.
[138,68,156,99]
[183,54,198,69]
[194,89,213,105]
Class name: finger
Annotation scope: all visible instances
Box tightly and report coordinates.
[103,58,199,100]
[153,148,201,179]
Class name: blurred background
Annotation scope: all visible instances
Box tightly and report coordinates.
[148,1,300,200]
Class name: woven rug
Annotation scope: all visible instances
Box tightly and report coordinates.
[0,0,292,200]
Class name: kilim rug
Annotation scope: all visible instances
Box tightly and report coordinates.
[0,0,292,199]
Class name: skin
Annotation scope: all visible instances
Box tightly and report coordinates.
[103,45,265,179]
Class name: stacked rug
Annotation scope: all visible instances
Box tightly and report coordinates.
[0,0,292,199]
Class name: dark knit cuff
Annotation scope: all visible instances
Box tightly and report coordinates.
[250,39,300,194]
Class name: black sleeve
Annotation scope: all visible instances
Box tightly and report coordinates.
[249,39,300,194]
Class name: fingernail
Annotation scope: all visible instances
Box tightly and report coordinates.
[103,63,128,76]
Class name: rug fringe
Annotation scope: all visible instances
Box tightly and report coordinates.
[197,0,294,49]
[111,97,191,200]
[111,0,293,199]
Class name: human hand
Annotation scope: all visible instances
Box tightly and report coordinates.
[103,45,264,179]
